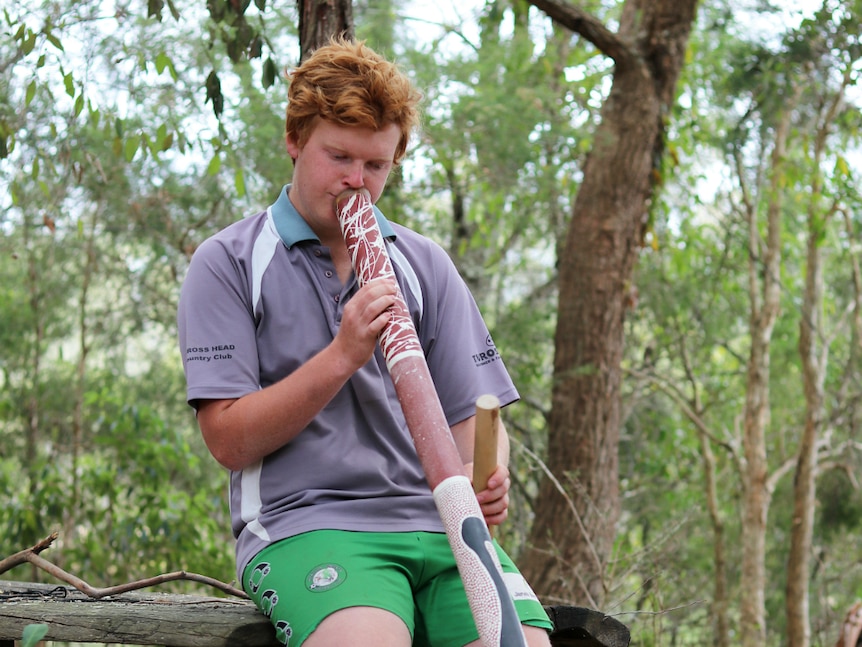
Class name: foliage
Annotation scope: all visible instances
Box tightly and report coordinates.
[1,1,862,646]
[616,1,862,643]
[0,0,265,590]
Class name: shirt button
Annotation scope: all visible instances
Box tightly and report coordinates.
[314,249,322,256]
[334,295,340,302]
[325,270,333,278]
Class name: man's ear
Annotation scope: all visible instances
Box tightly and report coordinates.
[286,133,300,161]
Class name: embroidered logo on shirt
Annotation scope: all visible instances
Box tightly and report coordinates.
[473,334,502,367]
[305,563,347,592]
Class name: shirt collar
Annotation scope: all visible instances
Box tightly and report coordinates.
[269,185,396,248]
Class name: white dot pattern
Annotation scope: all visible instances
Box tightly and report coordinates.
[434,475,507,646]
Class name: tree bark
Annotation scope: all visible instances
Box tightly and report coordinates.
[736,89,794,647]
[786,72,845,647]
[297,0,354,62]
[520,0,698,608]
[696,397,730,647]
[787,189,824,647]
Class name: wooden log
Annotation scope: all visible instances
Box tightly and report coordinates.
[0,581,630,646]
[0,581,275,647]
[544,605,631,647]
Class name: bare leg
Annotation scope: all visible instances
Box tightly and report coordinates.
[463,624,552,647]
[303,606,412,647]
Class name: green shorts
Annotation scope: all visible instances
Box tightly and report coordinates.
[242,530,552,646]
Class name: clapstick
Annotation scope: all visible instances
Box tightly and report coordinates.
[474,394,501,495]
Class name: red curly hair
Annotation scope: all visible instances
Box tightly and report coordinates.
[286,39,422,164]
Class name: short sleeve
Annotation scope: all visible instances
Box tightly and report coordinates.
[177,237,262,405]
[411,239,519,425]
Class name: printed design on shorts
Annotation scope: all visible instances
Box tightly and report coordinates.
[305,563,347,592]
[275,619,293,646]
[247,562,271,594]
[259,588,279,617]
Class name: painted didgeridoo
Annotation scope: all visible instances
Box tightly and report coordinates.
[336,188,527,647]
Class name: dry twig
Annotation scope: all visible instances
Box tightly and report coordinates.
[0,531,248,600]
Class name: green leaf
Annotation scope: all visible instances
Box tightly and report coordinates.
[234,166,246,196]
[44,30,64,51]
[63,72,75,97]
[206,154,221,175]
[147,0,164,19]
[155,52,171,74]
[153,52,178,81]
[835,155,849,177]
[160,131,174,152]
[262,57,277,89]
[25,81,36,107]
[21,623,49,647]
[21,31,36,55]
[124,135,139,162]
[205,71,224,117]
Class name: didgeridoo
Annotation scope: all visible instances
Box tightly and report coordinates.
[336,188,527,647]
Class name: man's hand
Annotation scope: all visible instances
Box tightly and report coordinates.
[472,463,511,527]
[333,278,397,370]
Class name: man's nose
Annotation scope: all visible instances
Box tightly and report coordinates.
[344,162,364,188]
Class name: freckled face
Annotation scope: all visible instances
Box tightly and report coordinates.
[286,119,400,246]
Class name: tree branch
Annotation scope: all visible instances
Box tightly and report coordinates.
[513,437,603,608]
[525,0,633,64]
[0,532,248,600]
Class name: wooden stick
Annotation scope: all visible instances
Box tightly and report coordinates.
[474,394,501,540]
[473,394,501,495]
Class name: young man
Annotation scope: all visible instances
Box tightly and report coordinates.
[177,39,552,647]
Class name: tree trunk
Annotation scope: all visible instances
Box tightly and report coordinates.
[786,75,845,647]
[698,412,730,647]
[737,93,792,647]
[297,0,354,62]
[520,0,698,608]
[23,207,50,581]
[787,206,824,647]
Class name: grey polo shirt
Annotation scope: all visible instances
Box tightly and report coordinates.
[177,185,518,579]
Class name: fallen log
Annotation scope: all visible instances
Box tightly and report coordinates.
[0,580,630,647]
